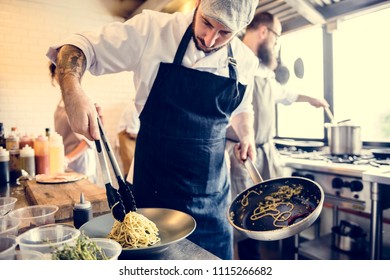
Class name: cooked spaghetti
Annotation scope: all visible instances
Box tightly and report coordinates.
[107,211,161,248]
[246,185,303,228]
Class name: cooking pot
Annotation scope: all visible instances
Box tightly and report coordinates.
[332,220,366,253]
[326,120,362,155]
[228,159,324,241]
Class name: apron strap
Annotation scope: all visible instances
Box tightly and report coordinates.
[227,44,240,97]
[227,44,237,80]
[173,25,193,65]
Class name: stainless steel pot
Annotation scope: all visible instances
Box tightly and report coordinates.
[331,220,366,253]
[326,121,362,155]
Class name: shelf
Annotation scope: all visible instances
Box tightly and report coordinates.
[298,234,390,260]
[298,234,369,260]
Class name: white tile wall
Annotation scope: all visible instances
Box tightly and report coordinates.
[0,0,135,151]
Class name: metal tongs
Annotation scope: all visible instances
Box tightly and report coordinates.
[95,117,137,222]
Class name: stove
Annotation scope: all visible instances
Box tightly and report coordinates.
[279,146,390,260]
[279,147,389,213]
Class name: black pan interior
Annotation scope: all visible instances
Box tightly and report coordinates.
[371,149,390,159]
[229,177,322,232]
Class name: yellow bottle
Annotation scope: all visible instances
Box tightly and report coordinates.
[49,132,65,175]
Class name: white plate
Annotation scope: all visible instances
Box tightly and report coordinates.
[35,172,85,184]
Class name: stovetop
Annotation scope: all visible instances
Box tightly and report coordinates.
[279,147,390,177]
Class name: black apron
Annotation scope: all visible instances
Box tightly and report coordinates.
[133,26,246,260]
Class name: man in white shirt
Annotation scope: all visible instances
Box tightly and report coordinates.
[46,0,259,260]
[227,12,329,259]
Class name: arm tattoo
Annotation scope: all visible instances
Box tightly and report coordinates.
[56,45,87,83]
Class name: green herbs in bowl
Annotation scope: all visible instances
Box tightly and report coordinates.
[52,233,121,260]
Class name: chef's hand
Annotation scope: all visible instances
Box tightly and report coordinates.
[233,139,256,165]
[308,97,329,108]
[62,88,102,141]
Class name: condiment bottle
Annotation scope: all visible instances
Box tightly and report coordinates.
[0,123,6,149]
[19,145,35,177]
[34,135,50,175]
[6,127,19,151]
[19,134,34,149]
[0,147,10,184]
[49,132,65,175]
[9,149,20,183]
[73,192,92,229]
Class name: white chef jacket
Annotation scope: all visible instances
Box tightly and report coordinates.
[46,9,258,118]
[117,101,140,135]
[255,63,299,106]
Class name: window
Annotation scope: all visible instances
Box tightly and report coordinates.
[333,8,390,143]
[276,7,390,145]
[276,26,324,139]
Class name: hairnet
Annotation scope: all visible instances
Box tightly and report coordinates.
[200,0,259,31]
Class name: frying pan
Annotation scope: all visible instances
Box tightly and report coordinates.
[228,159,324,241]
[371,148,390,160]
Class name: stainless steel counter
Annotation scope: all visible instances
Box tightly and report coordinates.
[281,155,387,177]
[119,238,220,260]
[363,169,390,259]
[280,154,390,260]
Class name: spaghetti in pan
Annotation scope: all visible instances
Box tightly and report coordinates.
[228,177,324,241]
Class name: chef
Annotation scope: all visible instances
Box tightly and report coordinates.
[46,0,259,260]
[227,12,329,259]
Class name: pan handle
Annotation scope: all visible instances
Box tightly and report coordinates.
[244,158,263,184]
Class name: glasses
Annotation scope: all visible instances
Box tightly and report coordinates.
[267,27,281,38]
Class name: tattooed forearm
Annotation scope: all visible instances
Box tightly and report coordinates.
[56,45,86,84]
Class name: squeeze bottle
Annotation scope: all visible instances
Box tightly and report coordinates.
[49,132,65,175]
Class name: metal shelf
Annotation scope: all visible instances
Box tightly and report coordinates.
[298,234,390,260]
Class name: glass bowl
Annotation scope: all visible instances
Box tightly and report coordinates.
[0,216,20,237]
[16,224,80,254]
[90,238,122,260]
[8,205,59,233]
[0,197,17,216]
[15,249,45,260]
[0,235,17,260]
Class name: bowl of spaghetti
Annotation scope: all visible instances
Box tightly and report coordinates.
[80,208,196,258]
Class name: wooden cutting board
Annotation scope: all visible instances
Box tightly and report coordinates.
[25,176,110,221]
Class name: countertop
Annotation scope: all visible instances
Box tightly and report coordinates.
[280,152,390,178]
[2,181,220,260]
[363,169,390,185]
[119,238,220,260]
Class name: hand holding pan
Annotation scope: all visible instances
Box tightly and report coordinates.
[228,158,324,241]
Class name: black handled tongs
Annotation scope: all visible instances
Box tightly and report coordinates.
[95,117,137,222]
